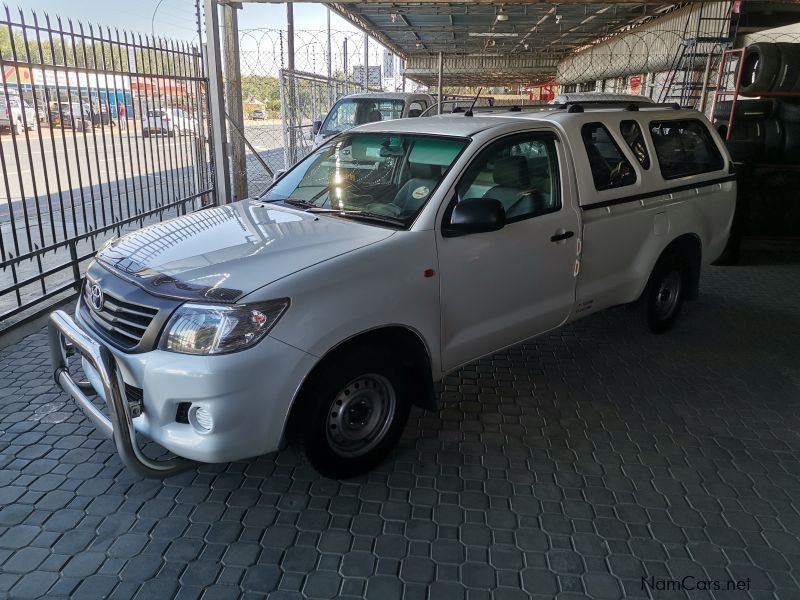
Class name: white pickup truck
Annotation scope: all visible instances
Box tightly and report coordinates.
[312,92,435,147]
[0,94,37,134]
[50,104,736,479]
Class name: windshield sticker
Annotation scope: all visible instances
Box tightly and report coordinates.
[412,186,430,200]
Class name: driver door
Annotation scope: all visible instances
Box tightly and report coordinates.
[437,131,580,372]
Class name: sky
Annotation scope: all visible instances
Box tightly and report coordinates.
[15,1,360,42]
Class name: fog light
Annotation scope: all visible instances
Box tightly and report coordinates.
[189,406,214,434]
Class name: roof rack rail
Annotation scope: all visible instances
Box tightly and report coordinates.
[454,101,686,117]
[554,101,684,110]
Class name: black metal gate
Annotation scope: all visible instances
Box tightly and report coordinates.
[0,4,214,326]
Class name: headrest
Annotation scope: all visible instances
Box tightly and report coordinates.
[409,162,441,179]
[493,156,529,187]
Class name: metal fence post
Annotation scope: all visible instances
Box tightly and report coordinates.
[223,2,246,201]
[437,52,443,114]
[203,0,231,205]
[279,71,290,169]
[363,32,369,92]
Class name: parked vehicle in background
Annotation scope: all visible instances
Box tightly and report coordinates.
[49,104,735,480]
[251,109,266,120]
[142,108,196,137]
[312,92,435,147]
[50,102,94,131]
[91,102,112,126]
[0,94,38,134]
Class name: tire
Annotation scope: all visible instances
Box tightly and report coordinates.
[784,121,800,161]
[293,344,411,479]
[717,120,764,162]
[633,253,689,333]
[712,99,773,122]
[763,118,785,162]
[142,129,150,138]
[740,42,781,96]
[778,98,800,123]
[774,43,800,92]
[168,128,175,138]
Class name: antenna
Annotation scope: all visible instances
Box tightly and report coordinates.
[464,88,483,117]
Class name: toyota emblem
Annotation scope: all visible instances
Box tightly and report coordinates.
[88,282,104,312]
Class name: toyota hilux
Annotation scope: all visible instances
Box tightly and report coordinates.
[50,104,736,479]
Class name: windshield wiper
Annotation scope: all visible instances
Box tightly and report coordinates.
[306,208,406,227]
[264,197,316,208]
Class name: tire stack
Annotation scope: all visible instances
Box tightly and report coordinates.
[714,42,800,165]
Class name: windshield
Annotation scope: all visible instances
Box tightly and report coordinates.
[260,133,468,227]
[321,99,405,135]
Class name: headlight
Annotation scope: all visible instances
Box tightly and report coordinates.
[160,299,289,355]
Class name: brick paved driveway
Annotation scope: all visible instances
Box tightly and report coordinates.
[1,247,800,599]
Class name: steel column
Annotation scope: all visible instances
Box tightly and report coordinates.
[437,52,443,114]
[363,32,369,91]
[203,0,231,205]
[223,2,246,200]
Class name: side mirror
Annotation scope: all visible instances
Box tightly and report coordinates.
[312,120,322,135]
[273,169,287,181]
[444,198,506,236]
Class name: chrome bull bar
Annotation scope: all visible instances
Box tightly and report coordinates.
[48,309,195,478]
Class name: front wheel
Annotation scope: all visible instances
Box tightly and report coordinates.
[634,254,688,333]
[293,345,410,479]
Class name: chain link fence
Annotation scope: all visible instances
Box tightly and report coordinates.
[232,28,395,196]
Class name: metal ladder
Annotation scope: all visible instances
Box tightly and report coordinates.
[658,1,739,110]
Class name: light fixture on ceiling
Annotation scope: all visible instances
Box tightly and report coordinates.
[555,13,562,24]
[496,8,508,22]
[415,41,422,48]
[468,32,518,37]
[391,12,398,23]
[523,42,530,50]
[487,39,496,47]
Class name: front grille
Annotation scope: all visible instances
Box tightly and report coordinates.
[84,284,159,349]
[124,384,144,404]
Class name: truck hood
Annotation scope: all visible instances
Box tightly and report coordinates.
[97,200,395,302]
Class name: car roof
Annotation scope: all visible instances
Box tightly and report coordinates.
[345,106,702,138]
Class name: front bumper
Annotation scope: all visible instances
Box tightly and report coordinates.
[49,310,193,478]
[49,309,317,477]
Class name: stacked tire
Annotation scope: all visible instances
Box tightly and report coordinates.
[714,99,800,165]
[739,42,800,96]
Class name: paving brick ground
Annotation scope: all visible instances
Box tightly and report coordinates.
[1,244,800,599]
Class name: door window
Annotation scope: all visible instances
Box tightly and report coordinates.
[581,123,637,190]
[454,134,561,223]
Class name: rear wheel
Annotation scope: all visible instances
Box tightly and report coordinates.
[633,254,689,333]
[293,345,410,479]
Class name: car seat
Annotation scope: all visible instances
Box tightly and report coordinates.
[392,178,438,214]
[486,156,542,218]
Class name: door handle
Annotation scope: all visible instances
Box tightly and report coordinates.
[550,230,574,242]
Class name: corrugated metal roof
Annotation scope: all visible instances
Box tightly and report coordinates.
[329,2,683,59]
